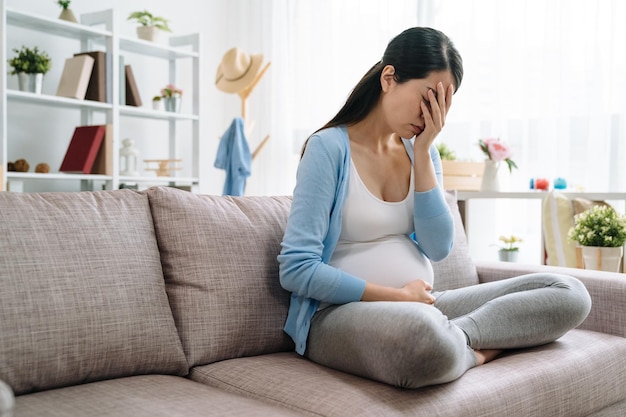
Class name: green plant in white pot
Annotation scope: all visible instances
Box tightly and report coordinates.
[568,205,626,272]
[128,10,172,42]
[7,46,52,94]
[496,235,522,262]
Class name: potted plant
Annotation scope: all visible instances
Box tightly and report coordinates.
[496,235,522,262]
[568,205,626,272]
[57,0,77,23]
[159,84,183,113]
[152,95,162,111]
[127,10,172,42]
[436,143,456,161]
[8,46,52,94]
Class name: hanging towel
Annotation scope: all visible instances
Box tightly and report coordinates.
[214,117,252,196]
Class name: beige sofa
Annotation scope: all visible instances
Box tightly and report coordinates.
[1,186,626,417]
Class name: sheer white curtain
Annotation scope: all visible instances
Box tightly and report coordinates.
[248,0,626,195]
[423,0,626,192]
[418,0,626,262]
[242,0,625,262]
[244,0,419,195]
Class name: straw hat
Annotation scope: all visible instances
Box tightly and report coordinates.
[215,47,264,94]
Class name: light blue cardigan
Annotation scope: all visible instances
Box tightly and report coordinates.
[214,117,251,196]
[277,126,454,354]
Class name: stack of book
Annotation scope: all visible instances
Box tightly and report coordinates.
[55,50,142,106]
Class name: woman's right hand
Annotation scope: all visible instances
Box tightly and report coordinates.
[361,279,436,305]
[400,279,436,304]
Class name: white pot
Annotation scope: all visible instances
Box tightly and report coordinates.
[17,73,43,94]
[498,250,519,262]
[581,246,623,273]
[136,26,159,42]
[480,159,500,192]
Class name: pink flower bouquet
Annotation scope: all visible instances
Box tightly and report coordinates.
[160,84,183,98]
[478,138,518,173]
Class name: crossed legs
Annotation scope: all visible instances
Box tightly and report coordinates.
[305,273,591,389]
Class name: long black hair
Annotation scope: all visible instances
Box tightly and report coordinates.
[302,27,462,155]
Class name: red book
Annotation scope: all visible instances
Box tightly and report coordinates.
[59,125,106,174]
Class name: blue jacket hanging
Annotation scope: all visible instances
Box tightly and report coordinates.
[214,117,252,196]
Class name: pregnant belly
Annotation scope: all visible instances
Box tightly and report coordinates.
[329,235,434,288]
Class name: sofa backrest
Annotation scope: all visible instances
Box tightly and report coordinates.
[431,190,479,291]
[145,187,476,368]
[145,187,294,367]
[0,190,188,395]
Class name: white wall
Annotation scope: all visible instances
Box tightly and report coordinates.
[7,0,268,195]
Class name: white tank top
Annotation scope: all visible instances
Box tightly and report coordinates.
[328,160,434,289]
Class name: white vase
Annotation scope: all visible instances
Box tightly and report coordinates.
[480,160,500,192]
[163,96,181,113]
[581,246,623,273]
[498,250,519,262]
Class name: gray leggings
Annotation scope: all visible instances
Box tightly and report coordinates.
[305,273,592,389]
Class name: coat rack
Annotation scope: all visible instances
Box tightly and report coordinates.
[238,61,271,160]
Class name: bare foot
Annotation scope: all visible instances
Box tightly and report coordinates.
[474,349,502,365]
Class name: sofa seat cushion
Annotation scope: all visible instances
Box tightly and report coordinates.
[0,190,188,395]
[189,329,626,417]
[144,187,293,367]
[14,375,303,417]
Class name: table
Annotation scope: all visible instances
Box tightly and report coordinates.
[455,191,626,273]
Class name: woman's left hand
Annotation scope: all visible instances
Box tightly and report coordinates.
[416,82,454,149]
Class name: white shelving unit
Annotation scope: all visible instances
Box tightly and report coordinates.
[0,3,201,192]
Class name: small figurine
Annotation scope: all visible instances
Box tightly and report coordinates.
[143,159,182,177]
[13,159,29,172]
[553,177,567,190]
[119,138,141,176]
[529,178,549,191]
[35,163,50,173]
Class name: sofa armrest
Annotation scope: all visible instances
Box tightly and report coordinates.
[475,260,626,338]
[0,380,14,417]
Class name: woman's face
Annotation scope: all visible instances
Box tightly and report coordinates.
[381,68,456,139]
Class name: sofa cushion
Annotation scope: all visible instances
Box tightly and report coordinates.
[431,190,479,290]
[189,329,626,417]
[14,374,304,417]
[542,191,613,268]
[144,187,293,367]
[0,190,188,395]
[542,191,578,267]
